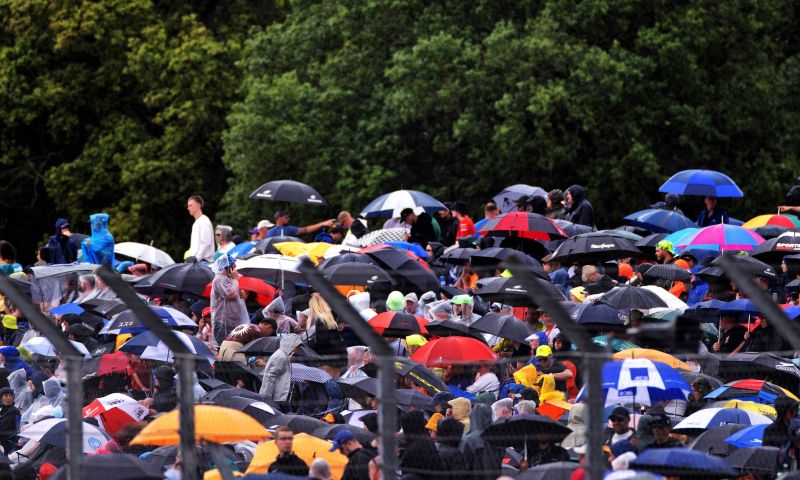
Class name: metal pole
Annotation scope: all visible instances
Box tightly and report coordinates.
[0,275,84,480]
[176,353,199,480]
[504,255,607,480]
[297,259,397,480]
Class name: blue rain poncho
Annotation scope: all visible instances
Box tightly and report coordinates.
[81,213,115,266]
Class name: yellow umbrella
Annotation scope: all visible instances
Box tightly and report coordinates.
[203,470,244,480]
[130,405,271,446]
[246,433,348,479]
[612,348,696,371]
[274,242,334,265]
[723,400,777,419]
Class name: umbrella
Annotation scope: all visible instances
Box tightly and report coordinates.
[754,225,791,239]
[675,224,765,252]
[595,358,690,407]
[516,461,579,480]
[704,379,798,403]
[639,285,688,312]
[360,246,439,292]
[743,214,797,229]
[360,189,447,218]
[227,241,257,258]
[235,254,304,287]
[597,286,669,310]
[785,305,800,320]
[392,358,449,395]
[118,330,215,365]
[595,229,644,242]
[570,303,629,328]
[101,305,197,335]
[710,254,777,279]
[83,393,149,435]
[395,389,434,410]
[320,262,392,287]
[384,241,429,258]
[642,264,692,282]
[718,299,761,317]
[591,336,640,352]
[114,242,175,268]
[246,433,347,478]
[470,248,550,279]
[30,263,96,279]
[717,400,777,418]
[267,414,328,434]
[22,337,92,360]
[368,311,428,337]
[683,299,728,322]
[79,298,129,318]
[411,336,497,367]
[312,423,375,447]
[425,318,475,338]
[612,349,695,371]
[725,424,768,448]
[673,408,771,435]
[550,234,641,264]
[50,453,162,480]
[317,252,375,269]
[239,337,319,360]
[470,313,536,343]
[249,179,328,206]
[624,209,698,234]
[750,231,800,262]
[201,276,279,306]
[553,219,594,238]
[140,444,242,473]
[680,371,724,390]
[689,423,746,456]
[481,414,572,449]
[254,236,303,254]
[630,448,736,478]
[81,351,129,377]
[440,246,479,264]
[19,418,109,453]
[211,396,281,425]
[493,184,548,213]
[198,378,232,392]
[274,242,336,264]
[131,405,271,445]
[338,376,378,401]
[636,233,669,256]
[133,258,213,295]
[726,446,780,474]
[291,363,332,383]
[478,212,567,241]
[476,276,565,307]
[356,228,408,247]
[659,169,744,198]
[719,353,800,393]
[201,387,263,403]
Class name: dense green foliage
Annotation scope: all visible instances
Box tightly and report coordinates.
[3,0,800,262]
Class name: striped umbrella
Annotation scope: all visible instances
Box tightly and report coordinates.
[659,169,744,197]
[119,330,215,364]
[360,189,446,218]
[675,224,765,252]
[477,212,567,241]
[743,214,799,229]
[673,408,771,434]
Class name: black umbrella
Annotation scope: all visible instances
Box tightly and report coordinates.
[312,423,375,447]
[392,358,449,395]
[470,313,535,343]
[425,318,472,337]
[553,219,594,238]
[689,424,746,456]
[362,246,440,292]
[470,248,549,280]
[52,453,162,480]
[440,247,479,264]
[596,286,669,310]
[719,353,800,393]
[320,262,393,286]
[481,415,572,449]
[267,414,328,433]
[396,389,433,411]
[337,376,378,402]
[476,276,564,307]
[726,446,780,474]
[201,387,263,403]
[570,303,629,328]
[316,252,374,269]
[711,254,777,280]
[636,233,669,257]
[140,444,242,472]
[550,234,641,264]
[750,231,800,263]
[212,395,282,424]
[239,336,320,360]
[133,258,213,295]
[254,236,303,254]
[199,378,233,392]
[642,264,692,282]
[696,265,729,283]
[679,371,724,390]
[79,298,129,318]
[517,461,579,480]
[754,225,791,239]
[249,179,328,206]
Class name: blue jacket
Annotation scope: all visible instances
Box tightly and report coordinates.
[696,208,729,227]
[81,213,115,266]
[46,218,77,264]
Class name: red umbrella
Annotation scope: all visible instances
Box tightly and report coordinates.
[478,212,568,241]
[96,351,129,376]
[368,311,428,337]
[83,393,149,435]
[202,275,278,306]
[411,336,497,367]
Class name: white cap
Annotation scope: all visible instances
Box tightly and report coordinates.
[257,219,274,229]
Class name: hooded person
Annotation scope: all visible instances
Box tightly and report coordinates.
[262,296,298,334]
[210,254,250,347]
[459,403,503,480]
[564,185,595,228]
[46,218,78,264]
[399,410,446,478]
[561,403,588,449]
[80,213,115,266]
[259,333,302,404]
[21,378,65,424]
[386,291,405,312]
[151,365,178,413]
[8,368,33,413]
[404,292,421,315]
[348,292,375,320]
[0,386,20,454]
[447,397,472,432]
[451,295,478,324]
[67,323,99,354]
[0,346,33,379]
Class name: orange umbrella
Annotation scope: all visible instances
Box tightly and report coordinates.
[612,348,696,371]
[130,405,271,446]
[246,433,348,478]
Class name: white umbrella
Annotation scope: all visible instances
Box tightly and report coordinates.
[321,244,360,259]
[357,228,407,247]
[20,418,109,453]
[360,189,446,218]
[22,337,91,360]
[236,254,304,287]
[114,242,175,269]
[640,285,688,313]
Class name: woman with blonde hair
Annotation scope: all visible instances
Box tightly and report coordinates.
[306,293,347,364]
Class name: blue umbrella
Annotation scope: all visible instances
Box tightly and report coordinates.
[101,306,197,335]
[631,448,736,478]
[719,299,761,316]
[492,184,548,213]
[49,303,85,315]
[360,190,446,218]
[725,423,768,448]
[228,241,256,258]
[659,169,744,198]
[684,299,727,322]
[785,306,800,320]
[119,330,214,364]
[577,358,690,407]
[384,241,429,259]
[624,209,698,234]
[570,303,629,326]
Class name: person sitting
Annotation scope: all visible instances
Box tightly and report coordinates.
[603,406,634,447]
[466,363,499,395]
[640,407,681,451]
[764,396,799,448]
[0,386,20,454]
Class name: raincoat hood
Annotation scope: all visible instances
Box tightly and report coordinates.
[42,378,61,400]
[0,346,20,361]
[264,296,285,314]
[54,218,70,237]
[8,368,25,392]
[561,403,587,449]
[279,334,302,356]
[566,185,585,204]
[89,213,109,233]
[448,397,472,423]
[469,403,493,434]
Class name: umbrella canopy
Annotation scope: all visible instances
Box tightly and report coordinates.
[118,330,215,365]
[81,351,129,377]
[133,259,213,295]
[30,263,96,279]
[612,349,695,371]
[676,224,765,252]
[320,262,392,287]
[249,179,328,205]
[19,418,109,453]
[743,214,798,229]
[570,303,629,328]
[624,209,698,234]
[550,234,641,264]
[673,408,771,434]
[718,353,800,393]
[356,228,408,247]
[384,241,429,258]
[750,231,800,262]
[631,448,736,478]
[360,189,446,218]
[51,453,163,480]
[313,423,375,448]
[641,263,692,282]
[470,248,549,279]
[481,414,572,449]
[274,241,336,264]
[492,184,548,213]
[659,169,744,198]
[726,446,780,475]
[337,376,379,401]
[440,246,479,264]
[596,358,690,407]
[254,236,303,254]
[478,212,567,241]
[424,318,473,338]
[725,424,768,448]
[101,305,197,335]
[710,254,777,280]
[718,299,761,317]
[79,298,129,318]
[476,276,564,307]
[470,313,536,343]
[689,423,746,456]
[516,461,579,480]
[267,414,328,434]
[553,219,594,238]
[597,286,669,310]
[411,336,497,367]
[392,357,449,395]
[114,242,175,268]
[360,245,438,292]
[22,337,92,360]
[368,311,428,337]
[83,393,149,435]
[246,433,347,478]
[130,405,271,445]
[718,400,777,418]
[640,285,688,312]
[704,379,799,403]
[291,363,332,384]
[317,252,375,269]
[210,395,281,425]
[395,389,434,411]
[235,254,304,286]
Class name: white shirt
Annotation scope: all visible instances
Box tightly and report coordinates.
[467,372,500,394]
[218,242,235,254]
[189,214,214,261]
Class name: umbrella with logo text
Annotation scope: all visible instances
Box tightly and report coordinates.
[492,184,548,213]
[585,358,690,407]
[718,353,800,396]
[20,418,110,453]
[392,357,449,395]
[83,393,150,435]
[550,234,641,264]
[249,179,328,205]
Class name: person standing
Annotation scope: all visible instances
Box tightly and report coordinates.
[46,218,77,264]
[330,430,377,480]
[452,201,475,240]
[564,185,595,228]
[260,334,302,404]
[210,255,249,347]
[268,426,310,476]
[696,196,729,227]
[267,211,334,238]
[473,202,499,232]
[186,195,214,262]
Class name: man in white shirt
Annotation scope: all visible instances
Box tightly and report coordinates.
[187,195,214,262]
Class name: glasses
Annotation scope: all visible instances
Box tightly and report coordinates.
[277,436,293,441]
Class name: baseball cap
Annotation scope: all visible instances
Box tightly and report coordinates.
[569,286,587,303]
[329,430,354,451]
[257,219,274,229]
[451,294,474,306]
[248,227,259,234]
[535,345,553,358]
[608,406,630,421]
